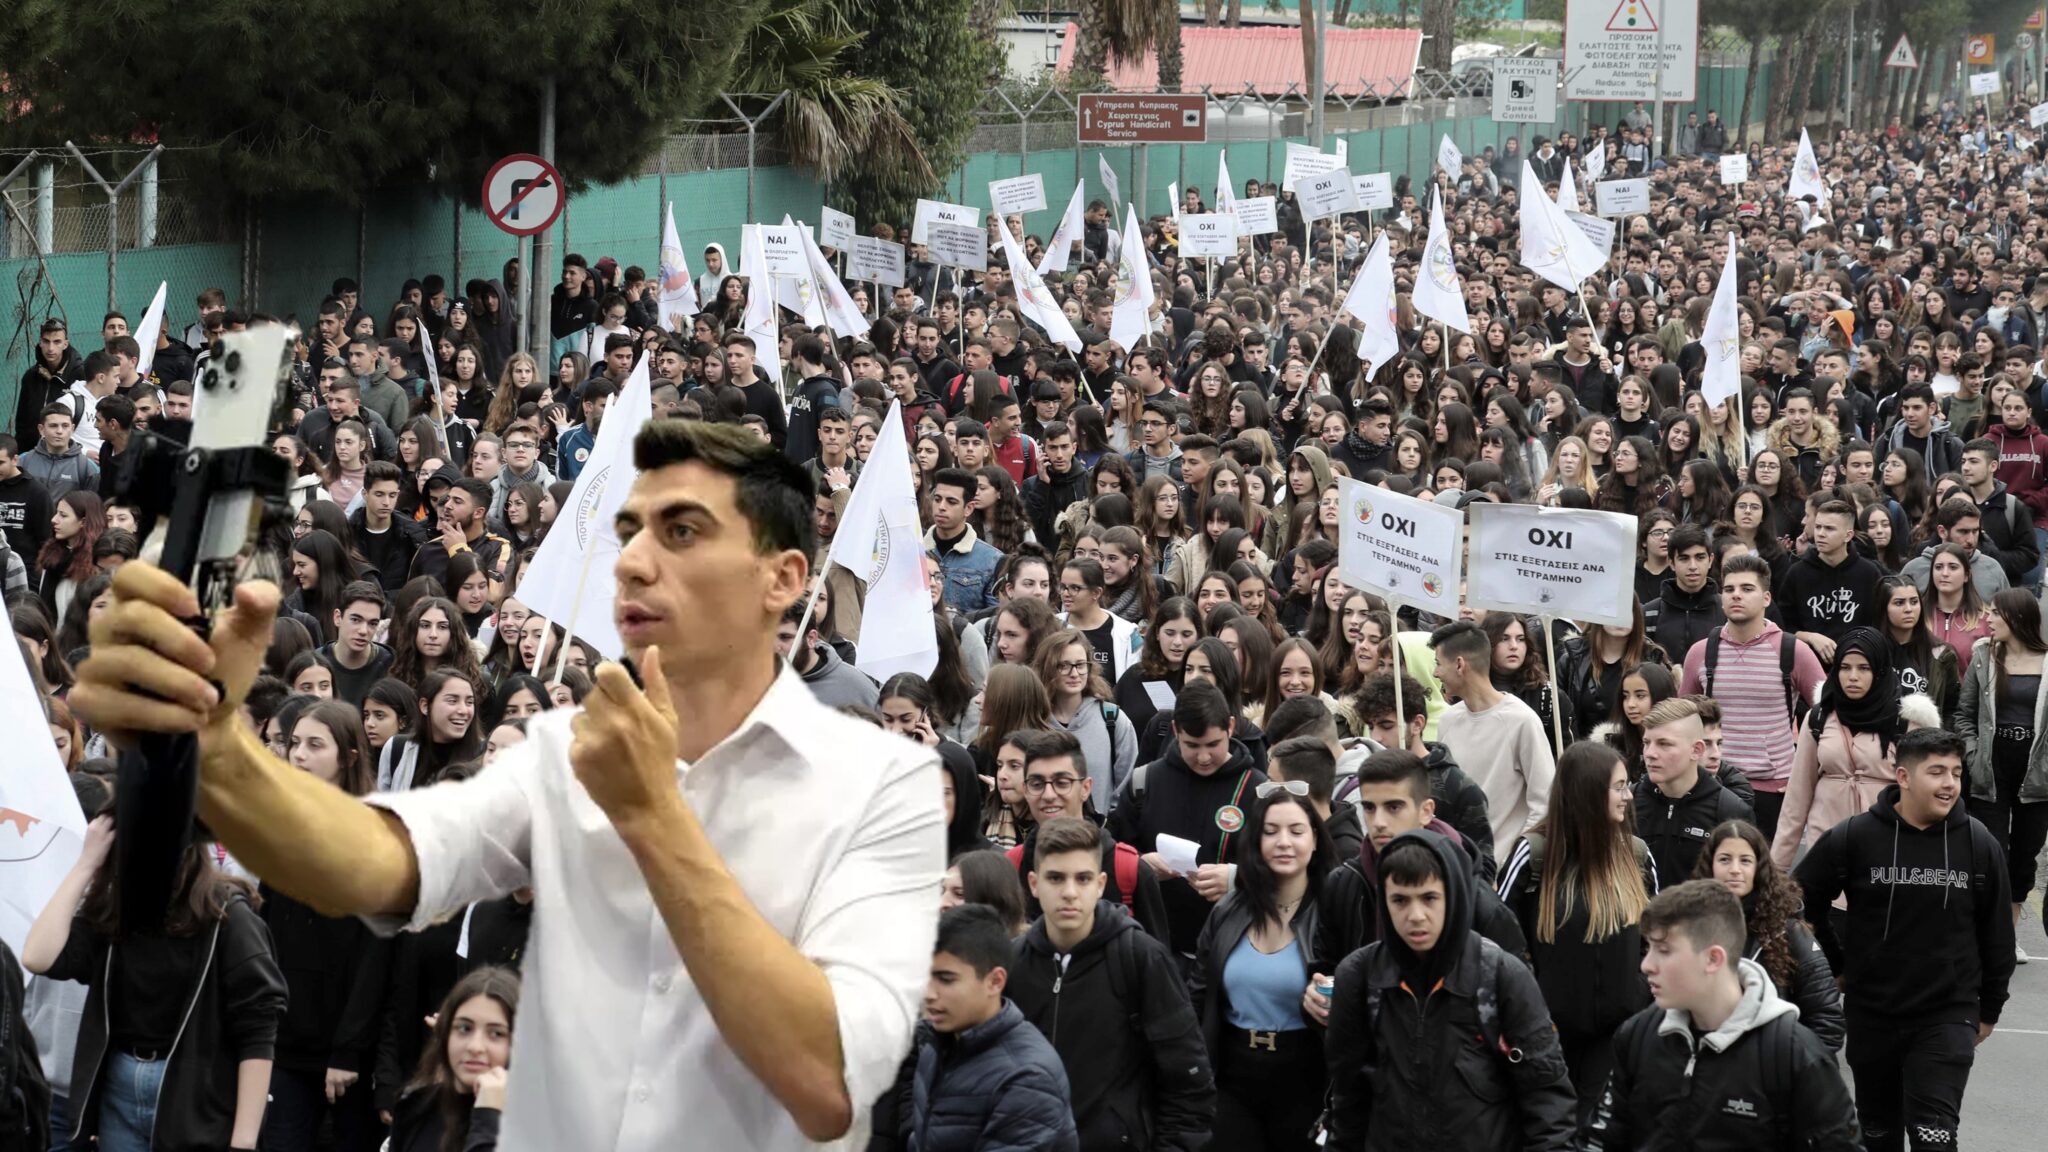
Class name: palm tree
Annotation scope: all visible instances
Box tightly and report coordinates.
[1074,0,1185,90]
[729,0,928,183]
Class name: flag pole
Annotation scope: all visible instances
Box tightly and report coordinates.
[547,541,600,685]
[1389,597,1406,744]
[528,613,549,677]
[1543,614,1566,757]
[791,567,830,652]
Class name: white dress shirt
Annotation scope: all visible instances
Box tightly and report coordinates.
[365,664,945,1151]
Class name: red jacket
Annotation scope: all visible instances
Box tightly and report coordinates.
[1989,420,2048,520]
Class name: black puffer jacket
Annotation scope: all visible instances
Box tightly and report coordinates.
[1586,960,1859,1152]
[1642,576,1726,666]
[1630,768,1754,889]
[906,1001,1080,1152]
[1749,918,1844,1053]
[1556,635,1671,741]
[1497,830,1658,1038]
[1326,830,1577,1152]
[1007,903,1213,1152]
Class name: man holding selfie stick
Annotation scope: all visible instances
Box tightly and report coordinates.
[71,421,947,1152]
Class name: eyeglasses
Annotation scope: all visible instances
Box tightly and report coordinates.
[1139,419,1168,429]
[1023,774,1081,794]
[506,441,537,451]
[1054,660,1091,675]
[1256,780,1311,800]
[1058,584,1090,596]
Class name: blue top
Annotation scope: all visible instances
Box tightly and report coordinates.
[1223,934,1309,1032]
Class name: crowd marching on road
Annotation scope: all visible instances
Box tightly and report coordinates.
[13,93,2048,1152]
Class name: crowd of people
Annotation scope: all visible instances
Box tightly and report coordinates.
[5,92,2048,1152]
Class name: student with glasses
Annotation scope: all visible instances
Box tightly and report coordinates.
[1034,626,1139,807]
[488,422,555,530]
[1188,783,1334,1152]
[1000,729,1168,943]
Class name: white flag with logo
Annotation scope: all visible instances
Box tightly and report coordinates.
[1217,153,1239,231]
[800,223,870,340]
[1789,129,1826,202]
[1411,186,1471,334]
[1700,236,1744,407]
[1340,231,1402,373]
[133,280,168,380]
[1438,134,1463,180]
[514,356,654,660]
[1039,183,1086,274]
[1110,202,1155,353]
[0,625,86,953]
[776,216,828,327]
[1520,161,1606,291]
[828,400,938,680]
[656,202,700,329]
[1001,222,1083,353]
[739,225,783,381]
[1583,141,1607,181]
[1555,161,1582,214]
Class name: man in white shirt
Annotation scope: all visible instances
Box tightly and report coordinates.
[1428,620,1555,864]
[73,421,947,1152]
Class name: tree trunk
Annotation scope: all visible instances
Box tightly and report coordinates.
[1226,0,1242,25]
[1738,38,1763,146]
[1823,43,1844,136]
[1421,0,1456,71]
[1204,0,1222,24]
[1158,5,1185,90]
[1333,0,1352,22]
[1791,27,1822,131]
[1764,40,1789,141]
[1300,0,1321,138]
[1074,0,1109,82]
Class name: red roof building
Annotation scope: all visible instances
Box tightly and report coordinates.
[1054,24,1423,98]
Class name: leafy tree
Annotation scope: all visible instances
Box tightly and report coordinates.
[0,0,769,198]
[833,0,1003,224]
[729,0,926,186]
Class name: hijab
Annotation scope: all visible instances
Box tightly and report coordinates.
[1809,627,1902,752]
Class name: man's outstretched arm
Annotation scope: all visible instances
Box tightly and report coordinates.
[71,563,421,919]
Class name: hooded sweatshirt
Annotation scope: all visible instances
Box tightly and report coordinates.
[1105,741,1267,955]
[1776,547,1884,645]
[793,642,879,711]
[1588,959,1860,1152]
[1792,783,2014,1026]
[1314,815,1529,968]
[20,439,97,502]
[0,468,54,561]
[1988,417,2048,520]
[697,243,729,305]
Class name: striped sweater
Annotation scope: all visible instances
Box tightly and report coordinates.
[1679,622,1826,790]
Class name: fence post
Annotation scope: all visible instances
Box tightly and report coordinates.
[452,197,464,308]
[66,142,160,313]
[719,92,787,228]
[34,160,53,256]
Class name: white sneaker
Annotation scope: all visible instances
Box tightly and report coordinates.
[2019,943,2031,965]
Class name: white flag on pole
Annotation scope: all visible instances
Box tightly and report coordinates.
[800,224,870,340]
[1438,134,1463,180]
[739,225,784,382]
[1110,202,1155,353]
[0,637,85,954]
[828,401,939,680]
[1038,183,1086,274]
[777,216,828,327]
[514,356,654,660]
[1001,222,1083,353]
[1217,153,1239,231]
[1789,129,1826,203]
[1555,161,1582,214]
[1168,182,1180,222]
[1412,186,1472,334]
[1520,161,1606,291]
[1700,236,1744,407]
[1583,141,1607,181]
[657,202,701,330]
[133,280,168,380]
[1099,154,1121,209]
[1340,232,1402,373]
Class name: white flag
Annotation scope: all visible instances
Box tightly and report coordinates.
[1217,153,1239,230]
[828,401,938,680]
[1556,161,1582,214]
[656,202,700,329]
[1584,141,1607,181]
[739,225,783,381]
[514,355,654,660]
[777,216,828,328]
[0,623,86,954]
[1001,222,1083,353]
[1438,135,1463,180]
[1789,129,1826,203]
[1340,231,1402,373]
[1168,182,1181,222]
[1412,186,1472,334]
[1519,161,1606,291]
[1099,154,1121,209]
[1700,236,1744,407]
[1038,183,1086,274]
[800,223,870,340]
[1109,202,1155,353]
[132,280,168,380]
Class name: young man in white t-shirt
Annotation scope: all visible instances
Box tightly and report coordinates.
[1429,620,1555,864]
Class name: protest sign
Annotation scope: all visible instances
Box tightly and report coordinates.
[1466,503,1637,627]
[1336,477,1464,616]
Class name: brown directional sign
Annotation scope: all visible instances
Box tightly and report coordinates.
[1077,94,1208,144]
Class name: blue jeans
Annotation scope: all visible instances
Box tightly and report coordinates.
[2028,525,2047,592]
[97,1051,167,1152]
[48,1093,71,1152]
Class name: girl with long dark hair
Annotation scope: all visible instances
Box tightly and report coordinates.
[389,597,488,693]
[387,967,519,1152]
[1924,542,1993,674]
[376,667,485,791]
[1593,662,1677,776]
[1485,612,1572,755]
[1596,435,1666,517]
[1864,574,1959,719]
[879,673,987,858]
[1956,588,2048,947]
[285,529,360,645]
[1113,596,1202,735]
[1695,820,1844,1051]
[1190,786,1334,1152]
[1747,448,1806,551]
[37,489,104,621]
[1773,629,1903,867]
[1496,741,1654,1128]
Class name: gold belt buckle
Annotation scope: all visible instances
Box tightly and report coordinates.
[1248,1029,1278,1051]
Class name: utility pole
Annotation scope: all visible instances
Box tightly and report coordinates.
[531,77,557,364]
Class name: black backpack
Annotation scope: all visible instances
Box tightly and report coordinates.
[1701,628,1807,729]
[0,939,50,1152]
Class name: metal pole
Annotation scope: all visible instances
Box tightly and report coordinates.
[533,76,558,364]
[34,160,53,256]
[1845,6,1856,129]
[1651,0,1666,161]
[516,234,533,359]
[139,155,158,249]
[1311,0,1329,147]
[67,142,160,312]
[451,198,463,306]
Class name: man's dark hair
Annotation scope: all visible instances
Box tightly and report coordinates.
[0,434,16,457]
[933,903,1013,976]
[930,466,977,504]
[93,529,139,562]
[953,419,988,443]
[1933,496,1981,533]
[1895,726,1965,772]
[1896,381,1936,409]
[83,350,118,379]
[1034,814,1106,869]
[1172,680,1233,737]
[1963,437,2000,463]
[338,580,387,615]
[95,394,137,431]
[1269,736,1336,804]
[792,333,828,366]
[1668,523,1710,558]
[1354,672,1429,728]
[721,332,758,352]
[164,378,194,399]
[1264,695,1338,746]
[1354,747,1432,803]
[1813,498,1856,524]
[1012,728,1084,773]
[816,404,849,427]
[1641,879,1748,959]
[106,335,140,361]
[364,460,404,489]
[1720,552,1772,585]
[631,421,817,557]
[1380,838,1447,889]
[449,477,493,512]
[562,253,589,272]
[1427,620,1489,665]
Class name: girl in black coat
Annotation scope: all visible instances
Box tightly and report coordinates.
[1693,820,1846,1052]
[387,966,519,1152]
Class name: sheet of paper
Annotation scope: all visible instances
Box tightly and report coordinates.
[1143,681,1175,710]
[1157,833,1202,875]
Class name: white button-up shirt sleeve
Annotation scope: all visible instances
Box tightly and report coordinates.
[360,744,539,935]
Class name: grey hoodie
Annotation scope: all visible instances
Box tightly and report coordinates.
[21,439,98,502]
[794,642,878,711]
[1047,697,1139,808]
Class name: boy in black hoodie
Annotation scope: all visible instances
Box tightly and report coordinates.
[1006,817,1214,1152]
[1793,727,2013,1152]
[1776,499,1883,664]
[1324,830,1577,1152]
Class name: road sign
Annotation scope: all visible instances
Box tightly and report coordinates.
[1492,57,1560,123]
[1565,0,1700,101]
[2021,32,2036,50]
[1077,94,1207,144]
[1967,35,1995,65]
[482,153,565,237]
[2030,8,2044,30]
[1886,35,1919,68]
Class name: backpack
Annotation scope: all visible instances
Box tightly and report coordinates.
[1361,936,1513,1059]
[1701,627,1807,730]
[1006,838,1141,917]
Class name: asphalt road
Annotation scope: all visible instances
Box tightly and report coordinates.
[1952,897,2048,1151]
